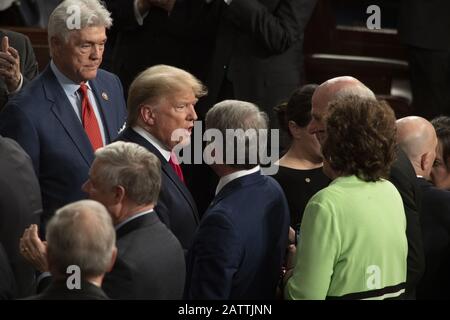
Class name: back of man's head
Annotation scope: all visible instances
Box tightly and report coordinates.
[205,100,268,170]
[396,116,438,178]
[46,200,116,279]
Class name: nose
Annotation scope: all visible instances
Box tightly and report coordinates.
[90,44,103,60]
[188,103,198,121]
[307,119,317,135]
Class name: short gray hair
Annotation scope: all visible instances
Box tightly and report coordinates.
[46,200,116,278]
[48,0,112,43]
[127,64,207,126]
[205,100,268,169]
[93,141,161,205]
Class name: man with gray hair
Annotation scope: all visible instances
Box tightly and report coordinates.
[307,76,425,299]
[26,200,117,300]
[184,100,290,299]
[0,0,127,231]
[21,141,186,299]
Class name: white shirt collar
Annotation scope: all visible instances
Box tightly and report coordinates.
[50,60,91,96]
[131,126,171,162]
[215,166,261,195]
[115,209,154,231]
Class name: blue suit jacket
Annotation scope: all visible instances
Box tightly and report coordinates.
[117,127,199,251]
[185,171,290,299]
[0,65,127,225]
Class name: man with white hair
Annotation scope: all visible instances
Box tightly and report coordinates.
[0,0,127,230]
[307,76,425,299]
[26,200,117,300]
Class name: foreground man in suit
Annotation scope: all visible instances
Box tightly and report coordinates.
[26,200,117,300]
[307,76,425,299]
[396,116,450,299]
[83,141,185,299]
[117,64,205,251]
[0,0,127,229]
[184,100,290,299]
[0,29,38,109]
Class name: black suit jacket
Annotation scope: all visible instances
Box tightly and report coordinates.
[196,0,317,119]
[0,244,15,300]
[389,148,425,299]
[398,0,450,50]
[0,29,38,110]
[102,213,185,299]
[105,0,199,94]
[0,136,42,298]
[28,280,109,300]
[416,178,450,299]
[117,128,199,250]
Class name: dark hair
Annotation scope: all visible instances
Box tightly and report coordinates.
[322,96,397,182]
[274,84,318,136]
[431,116,450,169]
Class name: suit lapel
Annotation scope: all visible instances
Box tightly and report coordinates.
[42,66,94,165]
[116,213,159,239]
[90,78,114,143]
[121,128,199,222]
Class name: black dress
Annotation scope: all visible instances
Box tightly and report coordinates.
[273,166,330,228]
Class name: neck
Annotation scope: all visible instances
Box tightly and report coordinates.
[279,142,322,170]
[114,203,154,225]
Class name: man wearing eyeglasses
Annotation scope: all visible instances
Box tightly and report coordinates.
[117,64,206,252]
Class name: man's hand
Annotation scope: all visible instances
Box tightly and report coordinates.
[20,224,49,273]
[0,36,22,93]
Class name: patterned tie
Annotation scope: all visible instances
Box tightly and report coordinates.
[169,152,185,183]
[79,83,103,150]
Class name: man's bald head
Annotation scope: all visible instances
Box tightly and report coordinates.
[396,116,438,178]
[308,76,376,144]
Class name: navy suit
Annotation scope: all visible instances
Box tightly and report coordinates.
[185,171,290,299]
[416,178,450,299]
[117,127,199,251]
[0,65,127,226]
[102,213,185,299]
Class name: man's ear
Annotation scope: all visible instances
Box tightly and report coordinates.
[421,151,434,172]
[140,104,156,126]
[114,185,125,205]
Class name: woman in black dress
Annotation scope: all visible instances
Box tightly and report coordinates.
[273,84,330,233]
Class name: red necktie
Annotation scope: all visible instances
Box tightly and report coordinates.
[79,83,103,150]
[169,152,185,183]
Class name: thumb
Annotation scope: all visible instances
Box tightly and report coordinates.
[1,36,9,53]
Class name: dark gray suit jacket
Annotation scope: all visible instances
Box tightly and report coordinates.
[102,213,186,299]
[0,136,42,298]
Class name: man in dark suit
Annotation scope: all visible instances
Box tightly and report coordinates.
[195,0,317,123]
[0,29,38,109]
[84,141,185,299]
[22,141,186,299]
[0,244,15,300]
[0,136,41,298]
[396,116,450,299]
[0,0,127,229]
[308,76,425,299]
[25,200,116,300]
[184,100,290,299]
[117,64,204,251]
[398,0,450,119]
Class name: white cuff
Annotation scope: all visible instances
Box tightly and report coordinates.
[7,73,23,95]
[134,0,149,26]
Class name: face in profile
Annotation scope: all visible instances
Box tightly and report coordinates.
[431,141,450,190]
[51,26,107,83]
[151,88,198,150]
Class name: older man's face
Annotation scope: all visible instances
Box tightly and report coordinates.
[307,90,328,145]
[52,26,106,83]
[150,88,198,150]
